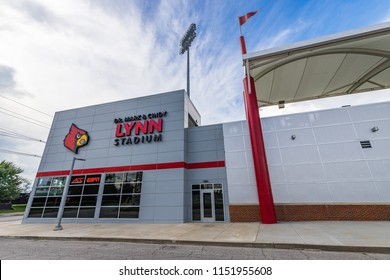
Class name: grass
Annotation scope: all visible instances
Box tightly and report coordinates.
[0,204,26,215]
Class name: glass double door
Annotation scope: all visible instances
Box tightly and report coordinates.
[192,183,224,222]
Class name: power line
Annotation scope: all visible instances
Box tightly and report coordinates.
[0,94,53,117]
[0,128,46,143]
[0,127,45,140]
[0,148,42,158]
[0,110,50,129]
[0,133,46,143]
[0,106,50,126]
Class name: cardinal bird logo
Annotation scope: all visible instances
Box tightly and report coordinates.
[63,123,90,154]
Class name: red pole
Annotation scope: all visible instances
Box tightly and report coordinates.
[240,36,247,55]
[243,75,277,224]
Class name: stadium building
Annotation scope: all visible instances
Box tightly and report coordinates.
[23,22,390,224]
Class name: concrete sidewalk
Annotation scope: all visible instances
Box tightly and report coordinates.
[0,218,389,253]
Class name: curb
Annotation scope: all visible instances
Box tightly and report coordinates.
[0,213,24,217]
[2,235,390,254]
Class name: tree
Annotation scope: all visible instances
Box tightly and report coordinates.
[0,160,24,203]
[20,178,32,193]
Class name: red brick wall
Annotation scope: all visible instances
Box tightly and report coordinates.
[229,204,390,222]
[229,205,261,222]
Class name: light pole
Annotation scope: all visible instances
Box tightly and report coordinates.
[54,157,86,231]
[180,23,196,98]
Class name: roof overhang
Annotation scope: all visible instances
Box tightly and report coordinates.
[243,22,390,107]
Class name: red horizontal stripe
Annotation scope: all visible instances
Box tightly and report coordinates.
[157,162,186,169]
[36,160,224,177]
[35,170,70,177]
[186,161,225,169]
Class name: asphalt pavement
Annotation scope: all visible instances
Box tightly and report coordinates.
[2,237,390,260]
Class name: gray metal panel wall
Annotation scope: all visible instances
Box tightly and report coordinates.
[25,90,188,224]
[224,101,390,205]
[184,93,201,128]
[185,124,229,222]
[38,90,186,173]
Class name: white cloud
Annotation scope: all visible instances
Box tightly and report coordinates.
[0,0,246,182]
[0,0,389,184]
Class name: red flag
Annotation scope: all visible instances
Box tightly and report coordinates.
[239,11,258,26]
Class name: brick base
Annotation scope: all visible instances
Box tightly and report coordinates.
[229,205,261,222]
[229,204,390,222]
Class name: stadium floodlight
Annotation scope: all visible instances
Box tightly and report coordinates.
[180,23,196,54]
[180,23,196,97]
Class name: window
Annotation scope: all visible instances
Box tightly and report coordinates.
[28,176,66,218]
[192,191,200,221]
[28,172,143,220]
[63,174,101,218]
[99,171,143,219]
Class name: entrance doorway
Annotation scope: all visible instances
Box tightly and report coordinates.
[192,183,224,222]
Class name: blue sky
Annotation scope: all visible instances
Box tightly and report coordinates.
[0,0,390,183]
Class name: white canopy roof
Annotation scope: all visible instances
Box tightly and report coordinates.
[243,22,390,107]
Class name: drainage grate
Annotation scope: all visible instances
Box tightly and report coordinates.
[360,140,372,149]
